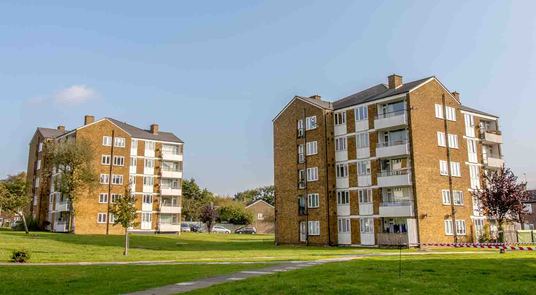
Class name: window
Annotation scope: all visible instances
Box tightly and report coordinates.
[453,191,464,205]
[306,141,318,155]
[38,142,43,152]
[109,213,115,223]
[355,106,368,121]
[143,176,154,186]
[298,144,304,163]
[464,114,475,137]
[298,196,306,215]
[161,178,180,189]
[447,134,459,148]
[358,160,371,175]
[143,194,152,204]
[307,167,318,181]
[469,165,480,189]
[444,220,453,235]
[360,218,373,233]
[525,204,533,214]
[356,132,369,148]
[450,162,461,177]
[113,156,125,166]
[442,190,451,204]
[162,161,181,172]
[112,174,123,185]
[336,163,348,178]
[298,170,305,188]
[439,160,449,176]
[101,155,111,165]
[335,137,347,151]
[99,193,108,203]
[97,213,107,223]
[144,159,154,168]
[467,139,478,163]
[257,213,264,220]
[437,132,446,147]
[358,189,372,203]
[474,219,484,236]
[111,194,121,203]
[455,220,466,235]
[297,119,304,137]
[100,174,109,184]
[114,137,126,147]
[305,116,317,130]
[131,139,138,151]
[308,193,319,208]
[446,106,456,121]
[129,175,136,186]
[308,221,320,236]
[338,218,350,233]
[162,144,180,155]
[36,160,41,170]
[102,136,112,146]
[337,191,349,205]
[334,112,346,125]
[435,104,444,119]
[130,157,137,167]
[145,141,156,151]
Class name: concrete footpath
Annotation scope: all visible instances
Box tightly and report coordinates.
[125,251,492,295]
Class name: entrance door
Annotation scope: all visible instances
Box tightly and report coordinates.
[141,212,152,230]
[299,222,307,242]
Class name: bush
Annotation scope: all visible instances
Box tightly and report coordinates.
[11,249,30,263]
[218,203,253,225]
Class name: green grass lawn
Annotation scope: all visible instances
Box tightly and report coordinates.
[186,253,536,295]
[0,230,413,263]
[0,263,266,295]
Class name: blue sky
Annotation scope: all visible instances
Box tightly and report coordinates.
[1,1,535,194]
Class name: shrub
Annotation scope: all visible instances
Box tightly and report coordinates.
[11,249,30,263]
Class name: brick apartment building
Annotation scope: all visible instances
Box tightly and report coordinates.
[27,115,183,234]
[273,74,503,246]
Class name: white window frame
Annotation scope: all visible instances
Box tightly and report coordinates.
[358,189,372,203]
[114,137,126,148]
[358,160,371,176]
[453,191,464,205]
[439,160,449,176]
[447,134,459,149]
[356,132,369,148]
[305,116,317,130]
[307,167,318,181]
[444,220,453,235]
[435,104,444,119]
[38,142,43,152]
[97,213,107,224]
[355,106,368,121]
[36,159,41,170]
[450,162,461,177]
[99,193,108,204]
[335,137,347,152]
[308,221,320,236]
[455,220,466,235]
[441,190,451,205]
[143,176,154,186]
[525,204,533,214]
[437,132,446,147]
[112,174,123,185]
[338,218,350,233]
[307,193,320,208]
[100,174,109,184]
[337,190,349,205]
[334,112,346,125]
[113,156,125,166]
[145,141,156,151]
[469,165,480,189]
[360,218,373,233]
[446,106,456,121]
[101,155,111,165]
[306,141,318,155]
[336,163,348,178]
[111,193,121,203]
[102,136,112,146]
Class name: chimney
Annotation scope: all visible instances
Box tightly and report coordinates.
[388,74,403,89]
[57,125,65,132]
[150,123,159,135]
[309,95,321,100]
[84,115,95,125]
[451,91,460,101]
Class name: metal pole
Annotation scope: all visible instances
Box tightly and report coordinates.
[441,94,457,243]
[106,130,115,235]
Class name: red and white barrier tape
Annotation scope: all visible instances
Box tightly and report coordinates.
[422,243,534,251]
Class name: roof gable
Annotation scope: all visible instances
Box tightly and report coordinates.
[246,199,274,209]
[273,95,332,122]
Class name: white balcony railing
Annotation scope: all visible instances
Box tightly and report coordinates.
[379,201,414,217]
[161,205,181,214]
[161,170,183,179]
[374,110,408,130]
[161,187,181,196]
[53,221,68,232]
[376,140,410,158]
[484,157,504,168]
[162,153,183,162]
[377,170,412,187]
[482,131,502,144]
[55,201,70,212]
[159,223,180,232]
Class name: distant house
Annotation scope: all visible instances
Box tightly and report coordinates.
[246,199,274,234]
[522,190,536,230]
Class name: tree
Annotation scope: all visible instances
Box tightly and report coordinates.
[234,185,274,205]
[182,178,215,221]
[0,173,30,234]
[199,203,218,233]
[218,202,253,225]
[472,167,530,243]
[110,185,138,256]
[43,139,99,232]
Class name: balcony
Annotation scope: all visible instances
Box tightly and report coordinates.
[484,156,504,169]
[359,203,373,215]
[374,110,407,130]
[481,131,502,144]
[162,153,183,162]
[298,180,306,189]
[298,153,305,164]
[161,170,182,179]
[161,187,181,196]
[55,201,70,212]
[377,170,412,187]
[53,221,68,232]
[161,205,181,214]
[376,140,410,158]
[379,201,414,217]
[337,204,350,216]
[377,233,409,246]
[158,223,180,232]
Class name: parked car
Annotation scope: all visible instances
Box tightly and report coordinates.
[235,226,257,234]
[190,224,203,232]
[211,225,231,234]
[180,223,191,232]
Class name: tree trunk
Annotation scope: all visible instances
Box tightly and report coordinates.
[498,221,504,243]
[124,228,129,256]
[19,212,29,235]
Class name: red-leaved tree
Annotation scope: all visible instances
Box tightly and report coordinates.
[200,203,218,234]
[472,167,530,242]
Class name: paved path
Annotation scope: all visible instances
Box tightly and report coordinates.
[125,251,493,295]
[0,260,281,266]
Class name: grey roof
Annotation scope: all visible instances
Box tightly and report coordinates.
[106,118,183,143]
[296,96,333,110]
[461,105,498,118]
[37,127,66,138]
[332,76,434,110]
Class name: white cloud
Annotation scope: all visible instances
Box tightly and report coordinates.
[54,85,97,105]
